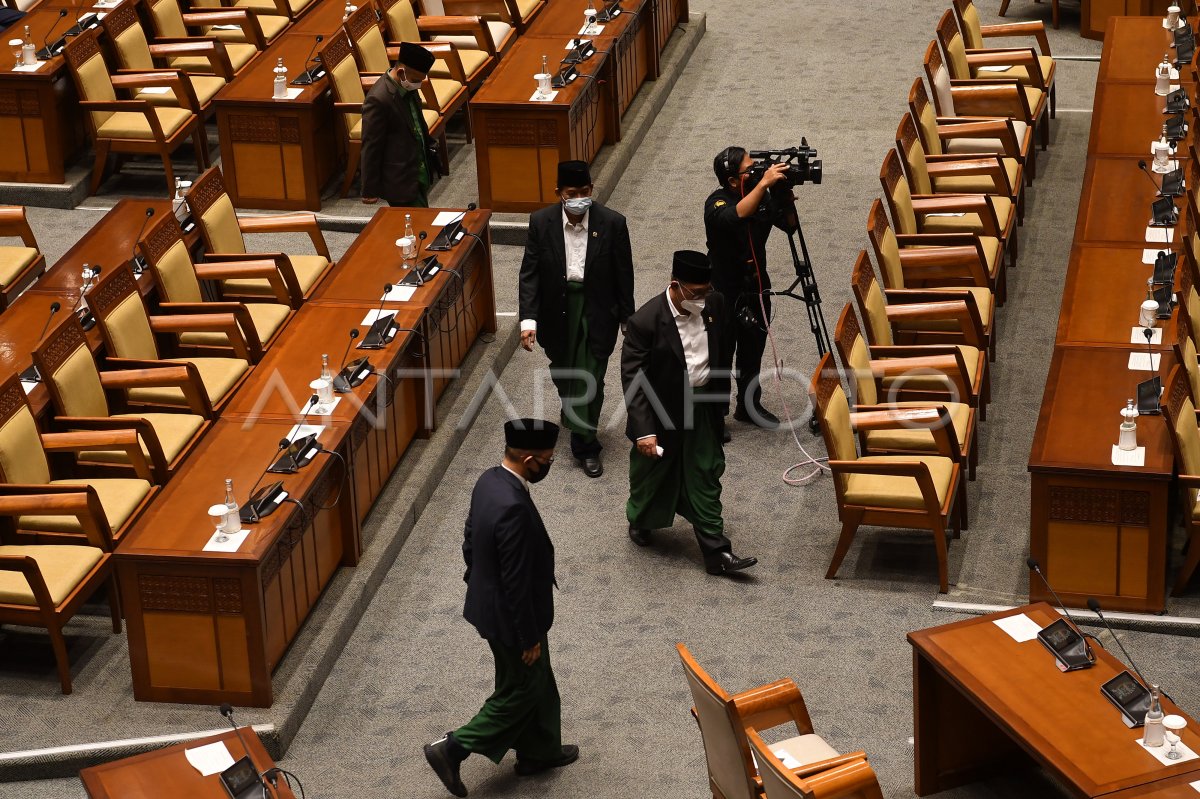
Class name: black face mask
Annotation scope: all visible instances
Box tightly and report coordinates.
[525,457,553,484]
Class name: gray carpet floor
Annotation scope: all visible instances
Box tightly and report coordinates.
[7,1,1200,797]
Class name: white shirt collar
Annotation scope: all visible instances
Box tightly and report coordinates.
[501,462,528,490]
[562,207,589,230]
[664,287,690,319]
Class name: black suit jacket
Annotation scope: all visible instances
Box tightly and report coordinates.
[620,291,732,449]
[462,467,555,649]
[359,75,437,205]
[517,202,635,362]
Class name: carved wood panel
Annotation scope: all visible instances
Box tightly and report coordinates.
[141,213,185,264]
[37,316,87,376]
[1047,485,1119,524]
[87,264,138,317]
[485,118,556,147]
[185,166,227,217]
[213,577,243,614]
[228,114,282,145]
[139,574,212,613]
[0,376,28,427]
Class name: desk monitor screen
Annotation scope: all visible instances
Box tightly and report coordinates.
[1152,196,1178,226]
[1101,671,1151,727]
[1036,618,1094,671]
[1161,168,1185,197]
[1138,376,1162,415]
[220,756,262,799]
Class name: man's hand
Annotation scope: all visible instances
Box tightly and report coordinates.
[759,163,789,189]
[636,436,660,459]
[520,330,537,351]
[521,641,542,665]
[620,321,627,335]
[362,196,379,204]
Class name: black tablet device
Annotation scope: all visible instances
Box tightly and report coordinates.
[220,756,264,799]
[1138,376,1163,415]
[1161,167,1185,197]
[358,312,396,349]
[1036,618,1095,671]
[1166,88,1190,113]
[1152,196,1179,226]
[240,481,285,523]
[268,433,319,474]
[1100,671,1151,727]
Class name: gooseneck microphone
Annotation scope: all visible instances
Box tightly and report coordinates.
[240,435,293,522]
[1086,599,1150,687]
[219,704,278,794]
[130,207,156,275]
[20,302,62,383]
[360,284,395,349]
[1027,557,1097,652]
[1138,159,1164,195]
[293,35,325,85]
[38,10,69,60]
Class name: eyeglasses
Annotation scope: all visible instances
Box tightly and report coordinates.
[678,284,710,301]
[527,455,555,466]
[559,187,593,200]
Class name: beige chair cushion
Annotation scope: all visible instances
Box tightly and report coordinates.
[770,733,840,770]
[1175,397,1200,512]
[1024,86,1044,113]
[919,196,1014,235]
[354,28,392,73]
[202,194,247,254]
[0,246,38,286]
[127,357,247,406]
[153,240,204,303]
[911,237,1001,279]
[349,117,363,140]
[843,455,954,509]
[21,478,151,534]
[0,408,51,484]
[139,74,226,107]
[864,401,972,453]
[96,107,192,140]
[431,47,488,79]
[881,345,982,393]
[423,108,439,128]
[0,545,103,606]
[429,77,462,109]
[104,294,159,361]
[149,0,189,37]
[331,54,365,105]
[975,56,1055,88]
[80,412,204,467]
[222,254,328,296]
[931,160,1021,197]
[433,20,511,50]
[944,121,1030,156]
[513,0,539,19]
[115,27,155,71]
[179,302,290,347]
[50,346,111,418]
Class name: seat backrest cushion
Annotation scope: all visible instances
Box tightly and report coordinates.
[332,51,366,106]
[355,24,391,71]
[50,344,111,418]
[114,25,154,71]
[1176,395,1200,508]
[104,294,159,360]
[0,406,51,485]
[150,0,189,38]
[387,0,420,41]
[155,239,203,303]
[201,194,247,254]
[681,665,754,799]
[960,2,984,50]
[77,52,117,127]
[904,138,933,195]
[860,278,895,350]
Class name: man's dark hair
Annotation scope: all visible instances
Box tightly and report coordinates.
[713,146,747,187]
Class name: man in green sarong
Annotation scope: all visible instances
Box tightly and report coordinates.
[360,41,438,208]
[518,160,635,479]
[621,251,758,576]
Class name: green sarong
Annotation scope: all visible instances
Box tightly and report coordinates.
[385,72,431,207]
[453,635,562,763]
[549,282,606,456]
[626,403,728,553]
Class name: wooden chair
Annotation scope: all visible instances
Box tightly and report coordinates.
[851,249,993,363]
[677,642,870,799]
[1174,282,1200,408]
[808,352,965,593]
[147,0,282,49]
[833,301,978,489]
[908,77,1034,184]
[1162,364,1200,595]
[954,0,1055,115]
[880,152,1009,302]
[416,0,517,57]
[85,263,252,412]
[345,3,470,137]
[747,730,883,799]
[185,165,333,304]
[998,0,1061,32]
[34,314,210,483]
[380,0,497,91]
[498,0,542,32]
[923,40,1044,155]
[896,112,1024,227]
[64,29,210,196]
[936,12,1049,147]
[101,0,233,115]
[0,370,156,551]
[139,213,292,356]
[0,206,46,311]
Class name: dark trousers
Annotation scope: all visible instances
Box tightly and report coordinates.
[549,283,606,459]
[731,293,771,413]
[453,635,562,764]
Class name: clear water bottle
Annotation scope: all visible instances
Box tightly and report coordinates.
[584,0,597,27]
[21,25,36,65]
[402,213,417,264]
[1156,54,1172,95]
[223,478,242,534]
[343,0,352,19]
[320,353,332,383]
[1119,399,1138,451]
[1144,684,1166,746]
[273,57,287,99]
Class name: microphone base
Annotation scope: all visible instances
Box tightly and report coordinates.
[1037,619,1095,672]
[19,364,40,384]
[334,357,370,392]
[78,310,97,332]
[291,69,325,86]
[240,481,285,523]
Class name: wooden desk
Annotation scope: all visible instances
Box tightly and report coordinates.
[1099,17,1191,80]
[909,603,1200,797]
[311,207,497,403]
[1029,17,1193,612]
[80,729,295,798]
[527,0,655,84]
[117,416,356,706]
[469,38,613,212]
[1082,1,1191,41]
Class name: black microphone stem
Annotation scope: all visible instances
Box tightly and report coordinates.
[130,207,156,274]
[1138,159,1164,196]
[39,10,68,59]
[1087,599,1151,689]
[1027,558,1097,656]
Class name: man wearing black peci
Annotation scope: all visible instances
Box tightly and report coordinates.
[704,146,790,430]
[424,419,578,797]
[621,251,757,576]
[360,42,438,208]
[518,160,635,478]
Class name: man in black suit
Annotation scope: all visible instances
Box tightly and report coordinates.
[424,419,578,797]
[518,160,635,479]
[621,251,758,576]
[360,42,438,207]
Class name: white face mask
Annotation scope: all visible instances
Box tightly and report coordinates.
[681,299,704,315]
[397,69,423,91]
[563,196,593,215]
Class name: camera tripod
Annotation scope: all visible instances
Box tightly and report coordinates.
[770,194,830,433]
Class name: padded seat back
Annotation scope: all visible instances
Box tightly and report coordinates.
[924,41,956,116]
[909,79,946,157]
[897,115,934,195]
[148,0,190,37]
[833,304,880,406]
[346,4,391,72]
[64,30,118,130]
[0,380,51,485]
[937,10,970,79]
[104,2,156,70]
[810,353,859,494]
[850,252,895,352]
[140,214,204,303]
[677,645,755,799]
[186,168,247,255]
[867,200,907,291]
[381,0,421,42]
[1167,365,1200,509]
[35,317,112,419]
[955,0,985,50]
[86,265,161,361]
[324,30,366,130]
[880,151,918,235]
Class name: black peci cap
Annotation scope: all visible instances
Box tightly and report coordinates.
[556,160,592,189]
[504,418,560,450]
[398,41,436,74]
[671,250,711,285]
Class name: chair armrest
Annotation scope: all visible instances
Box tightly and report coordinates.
[100,360,213,417]
[894,245,992,287]
[110,71,199,113]
[202,252,305,307]
[236,214,331,259]
[41,429,156,483]
[936,118,1019,155]
[947,82,1032,119]
[924,157,1011,194]
[730,678,815,736]
[50,417,169,483]
[192,260,291,304]
[0,485,113,549]
[148,312,253,361]
[149,39,235,80]
[850,407,959,458]
[910,195,1000,235]
[442,0,513,22]
[884,300,985,347]
[417,15,496,54]
[870,347,971,396]
[965,46,1041,75]
[423,41,467,82]
[827,459,943,511]
[800,757,883,796]
[182,9,267,49]
[0,555,56,609]
[979,21,1051,56]
[1177,473,1200,487]
[158,301,263,357]
[0,206,38,248]
[789,751,869,779]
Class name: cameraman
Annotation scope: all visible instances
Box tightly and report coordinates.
[704,147,790,430]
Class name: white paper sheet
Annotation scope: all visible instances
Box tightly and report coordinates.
[770,745,802,769]
[1128,352,1161,371]
[1112,445,1147,467]
[925,212,966,217]
[530,89,559,102]
[381,285,417,302]
[976,65,1013,73]
[578,22,605,35]
[1189,778,1200,792]
[993,613,1042,643]
[1146,226,1174,243]
[211,23,242,29]
[11,63,45,73]
[286,423,325,440]
[139,86,171,95]
[1143,248,1166,264]
[431,211,461,226]
[1136,737,1198,766]
[1131,327,1163,345]
[273,88,304,100]
[20,380,37,395]
[185,741,235,775]
[203,529,251,553]
[362,309,395,326]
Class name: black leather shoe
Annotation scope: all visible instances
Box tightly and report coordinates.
[575,454,603,478]
[515,744,579,776]
[424,735,468,797]
[722,424,732,444]
[628,524,652,546]
[705,551,758,575]
[733,405,780,429]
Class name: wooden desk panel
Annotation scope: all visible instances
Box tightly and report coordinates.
[1078,157,1190,245]
[1098,16,1187,80]
[118,417,356,706]
[1091,83,1187,156]
[1056,244,1179,347]
[80,729,295,798]
[1082,1,1190,41]
[910,603,1200,797]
